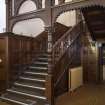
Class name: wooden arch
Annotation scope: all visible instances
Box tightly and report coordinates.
[15,0,38,15]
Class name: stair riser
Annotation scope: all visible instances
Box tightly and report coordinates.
[37,54,48,58]
[27,69,47,73]
[31,64,48,67]
[37,59,48,62]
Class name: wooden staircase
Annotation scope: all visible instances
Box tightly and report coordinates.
[1,53,49,105]
[0,21,83,105]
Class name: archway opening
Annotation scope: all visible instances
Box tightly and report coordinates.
[56,11,76,27]
[12,18,45,37]
[18,0,37,14]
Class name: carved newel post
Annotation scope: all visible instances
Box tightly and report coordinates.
[45,26,54,105]
[45,26,53,74]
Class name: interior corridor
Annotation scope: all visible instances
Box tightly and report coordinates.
[56,84,105,105]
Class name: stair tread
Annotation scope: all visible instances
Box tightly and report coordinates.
[1,93,36,105]
[26,68,47,73]
[17,79,45,87]
[24,71,48,76]
[7,87,46,100]
[38,58,48,60]
[14,82,45,90]
[29,66,47,70]
[22,73,46,79]
[34,62,48,65]
[19,76,46,82]
[36,58,48,62]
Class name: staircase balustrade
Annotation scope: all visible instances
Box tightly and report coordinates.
[45,21,83,105]
[52,21,83,66]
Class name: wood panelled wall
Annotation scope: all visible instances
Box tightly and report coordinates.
[0,32,45,94]
[82,33,99,83]
[0,36,7,94]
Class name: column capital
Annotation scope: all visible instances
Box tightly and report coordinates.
[45,26,53,32]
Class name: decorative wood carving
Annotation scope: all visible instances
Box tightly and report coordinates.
[14,0,39,15]
[6,0,105,32]
[52,0,105,24]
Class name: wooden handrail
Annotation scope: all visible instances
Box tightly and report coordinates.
[54,34,80,87]
[52,21,83,65]
[45,21,83,104]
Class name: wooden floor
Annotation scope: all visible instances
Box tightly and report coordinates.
[1,84,105,105]
[56,84,105,105]
[0,102,10,105]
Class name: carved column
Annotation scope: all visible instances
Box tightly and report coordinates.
[38,0,42,9]
[45,0,55,7]
[5,0,9,32]
[45,26,53,74]
[76,8,82,23]
[45,26,54,105]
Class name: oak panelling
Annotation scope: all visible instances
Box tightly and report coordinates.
[0,37,8,94]
[0,32,46,93]
[82,34,99,83]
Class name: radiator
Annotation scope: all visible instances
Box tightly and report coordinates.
[69,67,83,91]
